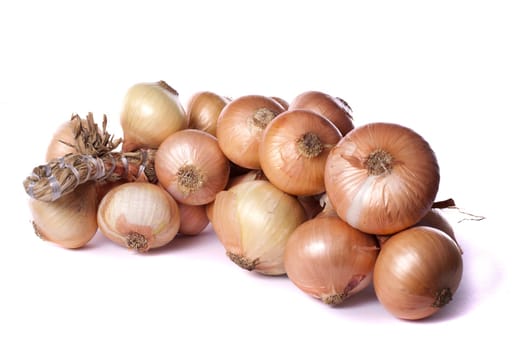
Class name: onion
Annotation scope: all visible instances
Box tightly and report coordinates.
[284,214,378,305]
[120,80,188,151]
[155,129,230,205]
[186,91,229,136]
[373,226,463,320]
[324,122,440,234]
[216,95,285,169]
[97,182,180,252]
[289,90,354,135]
[259,109,341,196]
[212,180,307,275]
[29,183,98,249]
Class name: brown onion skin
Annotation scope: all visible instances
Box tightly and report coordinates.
[324,122,440,235]
[289,91,354,135]
[284,215,378,305]
[216,95,285,169]
[373,226,463,320]
[259,109,342,196]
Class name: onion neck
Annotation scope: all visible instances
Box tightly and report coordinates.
[296,132,324,158]
[365,149,394,175]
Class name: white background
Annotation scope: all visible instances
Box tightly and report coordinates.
[1,1,523,349]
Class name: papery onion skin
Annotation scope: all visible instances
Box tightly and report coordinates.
[216,95,285,169]
[212,180,307,275]
[325,122,440,234]
[289,91,354,135]
[373,226,463,320]
[97,182,180,252]
[259,109,342,196]
[284,215,378,305]
[30,183,98,249]
[187,91,229,136]
[155,129,230,205]
[120,80,188,151]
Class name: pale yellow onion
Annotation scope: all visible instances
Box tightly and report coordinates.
[186,91,229,136]
[373,226,463,320]
[212,180,307,275]
[289,91,354,135]
[259,109,342,196]
[97,182,180,252]
[29,183,98,249]
[120,80,188,151]
[177,202,209,235]
[284,215,379,305]
[155,129,230,205]
[324,122,440,234]
[45,120,78,161]
[216,95,285,169]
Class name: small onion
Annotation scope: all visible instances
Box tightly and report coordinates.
[212,180,307,275]
[216,95,285,169]
[155,129,230,205]
[373,226,463,320]
[324,122,440,234]
[177,202,209,236]
[97,182,180,252]
[259,109,342,196]
[29,183,98,249]
[186,91,229,136]
[120,80,188,151]
[284,215,378,305]
[289,91,354,135]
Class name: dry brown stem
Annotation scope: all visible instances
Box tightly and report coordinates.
[23,113,157,202]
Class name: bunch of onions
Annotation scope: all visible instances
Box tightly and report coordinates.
[29,183,98,249]
[216,95,285,169]
[324,122,440,235]
[289,91,354,135]
[259,109,342,196]
[120,80,188,151]
[97,182,180,252]
[284,210,379,305]
[373,226,463,320]
[212,180,307,275]
[155,129,230,205]
[186,91,230,136]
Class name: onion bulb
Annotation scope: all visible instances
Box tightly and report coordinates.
[155,129,230,205]
[289,91,354,135]
[259,109,342,196]
[373,226,463,320]
[212,180,307,275]
[186,91,229,136]
[97,182,180,252]
[324,122,440,234]
[284,215,378,305]
[29,183,98,249]
[120,80,188,151]
[216,95,285,169]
